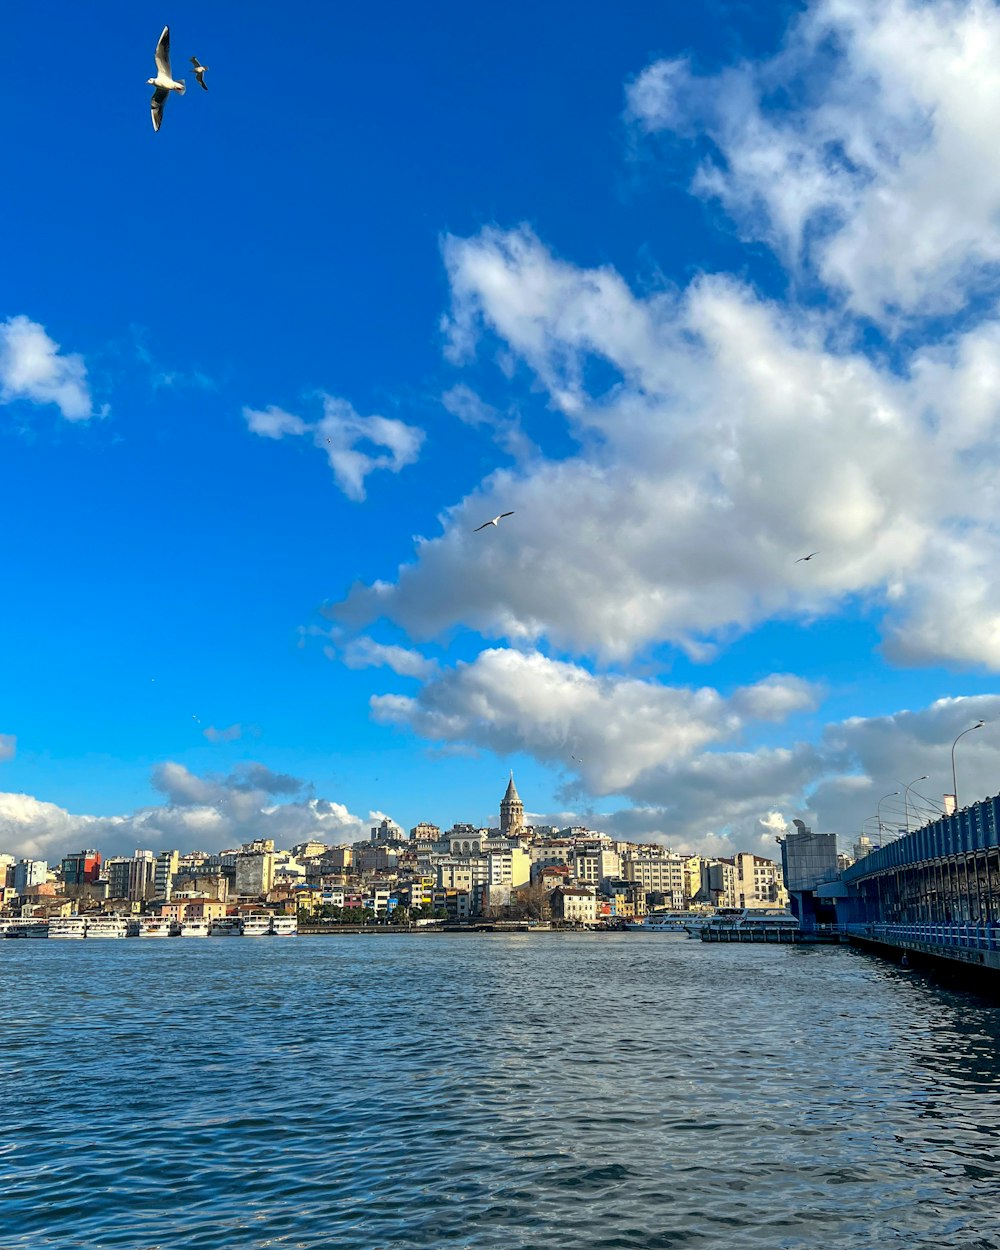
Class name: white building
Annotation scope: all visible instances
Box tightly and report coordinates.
[13,858,48,895]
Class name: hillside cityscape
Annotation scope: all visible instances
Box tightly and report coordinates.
[1,774,872,931]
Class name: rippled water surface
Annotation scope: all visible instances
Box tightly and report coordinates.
[3,935,1000,1249]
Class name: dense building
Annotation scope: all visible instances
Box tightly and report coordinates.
[61,849,102,887]
[106,851,156,902]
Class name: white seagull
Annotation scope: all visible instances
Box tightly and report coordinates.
[190,56,209,91]
[795,552,819,563]
[148,26,186,132]
[473,511,515,532]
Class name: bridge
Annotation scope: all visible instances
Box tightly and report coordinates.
[837,791,1000,971]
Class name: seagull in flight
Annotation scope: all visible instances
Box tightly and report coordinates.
[190,56,209,90]
[148,26,186,132]
[473,512,515,532]
[795,552,819,563]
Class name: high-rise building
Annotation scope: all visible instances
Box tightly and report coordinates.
[500,773,525,837]
[107,851,157,902]
[13,859,48,895]
[235,840,275,897]
[154,850,180,901]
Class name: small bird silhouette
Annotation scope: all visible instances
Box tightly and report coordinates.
[795,552,819,563]
[189,56,209,90]
[571,754,583,763]
[474,511,515,532]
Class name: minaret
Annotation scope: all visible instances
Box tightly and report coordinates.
[500,772,525,837]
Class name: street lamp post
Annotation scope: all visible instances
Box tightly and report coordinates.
[951,720,985,813]
[902,776,929,834]
[876,792,899,846]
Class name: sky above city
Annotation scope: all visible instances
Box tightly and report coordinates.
[4,0,1000,862]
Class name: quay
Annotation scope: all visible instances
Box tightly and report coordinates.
[700,924,842,944]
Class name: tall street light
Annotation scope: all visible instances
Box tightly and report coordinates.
[902,776,929,834]
[876,791,899,845]
[951,720,985,813]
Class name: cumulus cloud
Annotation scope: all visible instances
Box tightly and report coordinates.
[243,393,424,501]
[0,315,94,420]
[0,735,15,762]
[371,647,819,793]
[627,0,1000,321]
[332,221,1000,669]
[0,762,380,861]
[342,637,438,679]
[526,695,1000,856]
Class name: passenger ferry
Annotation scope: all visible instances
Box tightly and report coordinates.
[626,911,692,935]
[2,918,49,938]
[86,917,129,939]
[210,916,243,937]
[270,915,297,936]
[179,919,211,937]
[241,913,273,937]
[49,916,88,939]
[704,907,799,931]
[138,916,177,938]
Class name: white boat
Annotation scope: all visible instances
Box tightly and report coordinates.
[86,917,129,939]
[270,915,297,936]
[704,907,799,931]
[628,911,694,935]
[210,917,243,937]
[242,914,272,937]
[179,920,211,937]
[3,918,50,938]
[49,916,88,939]
[138,916,177,937]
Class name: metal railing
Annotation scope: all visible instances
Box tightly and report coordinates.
[843,921,1000,950]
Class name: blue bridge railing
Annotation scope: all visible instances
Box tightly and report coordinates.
[844,921,1000,951]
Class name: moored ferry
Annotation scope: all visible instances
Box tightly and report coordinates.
[86,916,129,939]
[179,920,211,937]
[210,916,243,937]
[241,913,272,937]
[2,918,50,938]
[138,916,178,938]
[270,915,297,936]
[49,916,88,939]
[626,911,693,935]
[704,907,798,931]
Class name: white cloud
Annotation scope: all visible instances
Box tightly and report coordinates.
[532,694,1000,855]
[0,735,15,762]
[242,405,308,439]
[628,0,1000,320]
[243,394,424,502]
[371,647,819,793]
[335,223,1000,669]
[0,315,94,420]
[0,761,379,861]
[342,637,438,679]
[203,724,243,743]
[317,396,425,502]
[441,383,537,462]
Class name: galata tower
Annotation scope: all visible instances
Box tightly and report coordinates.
[500,772,525,837]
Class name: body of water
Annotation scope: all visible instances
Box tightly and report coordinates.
[2,934,1000,1249]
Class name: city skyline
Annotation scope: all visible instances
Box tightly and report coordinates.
[4,0,1000,862]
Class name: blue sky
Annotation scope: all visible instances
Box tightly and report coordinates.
[3,0,1000,860]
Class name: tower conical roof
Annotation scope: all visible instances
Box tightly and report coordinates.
[502,772,521,803]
